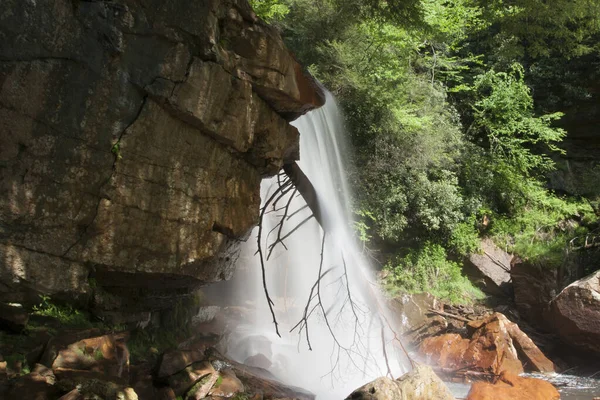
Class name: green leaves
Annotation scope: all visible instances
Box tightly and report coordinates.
[383,243,484,304]
[470,63,566,177]
[249,0,289,21]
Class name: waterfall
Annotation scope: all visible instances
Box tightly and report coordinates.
[221,91,411,398]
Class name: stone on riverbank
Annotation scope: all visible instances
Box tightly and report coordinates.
[550,270,600,355]
[466,370,559,400]
[345,363,455,400]
[420,313,555,375]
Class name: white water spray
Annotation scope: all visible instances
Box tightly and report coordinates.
[222,92,411,398]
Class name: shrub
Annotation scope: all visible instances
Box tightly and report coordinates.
[383,243,484,304]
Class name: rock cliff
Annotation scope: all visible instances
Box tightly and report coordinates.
[0,0,324,320]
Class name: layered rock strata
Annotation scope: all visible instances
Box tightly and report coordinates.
[0,0,324,316]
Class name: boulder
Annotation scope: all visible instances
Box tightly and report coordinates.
[345,377,403,399]
[419,333,471,370]
[390,293,441,334]
[420,313,555,375]
[0,0,323,312]
[222,357,315,400]
[158,348,211,378]
[465,239,512,296]
[208,368,244,397]
[345,364,455,400]
[503,320,555,372]
[5,364,61,400]
[550,270,600,354]
[167,361,215,396]
[185,372,220,400]
[52,333,130,380]
[130,362,173,400]
[54,369,138,400]
[466,370,560,400]
[0,303,28,332]
[40,328,103,367]
[511,259,557,329]
[58,389,85,400]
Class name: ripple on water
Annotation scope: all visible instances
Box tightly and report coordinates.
[525,373,600,400]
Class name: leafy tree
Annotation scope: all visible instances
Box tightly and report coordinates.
[254,0,600,302]
[249,0,290,21]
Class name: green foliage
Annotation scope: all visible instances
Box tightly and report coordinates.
[353,209,376,243]
[94,349,104,361]
[383,243,484,304]
[111,141,122,160]
[475,0,600,60]
[277,0,600,302]
[249,0,289,22]
[449,217,481,257]
[489,194,596,268]
[32,295,92,328]
[469,64,565,177]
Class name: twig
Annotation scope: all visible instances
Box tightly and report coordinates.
[257,180,293,337]
[427,309,472,323]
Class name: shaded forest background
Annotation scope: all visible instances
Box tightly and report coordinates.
[251,0,600,304]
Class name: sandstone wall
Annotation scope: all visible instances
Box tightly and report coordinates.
[0,0,324,316]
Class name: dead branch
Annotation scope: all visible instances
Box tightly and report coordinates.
[256,179,293,337]
[283,162,326,230]
[427,309,472,323]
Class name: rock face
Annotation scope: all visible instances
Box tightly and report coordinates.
[420,313,555,375]
[465,239,512,296]
[511,259,558,329]
[550,270,600,354]
[345,364,455,400]
[466,370,560,400]
[0,0,324,314]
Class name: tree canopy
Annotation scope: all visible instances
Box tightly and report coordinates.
[250,0,600,304]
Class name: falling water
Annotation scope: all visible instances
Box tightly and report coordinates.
[221,91,411,398]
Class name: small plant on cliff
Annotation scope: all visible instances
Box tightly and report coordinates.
[32,295,92,328]
[111,141,123,160]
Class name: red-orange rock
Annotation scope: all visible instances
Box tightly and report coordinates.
[420,333,470,370]
[466,370,560,400]
[420,313,555,375]
[52,333,130,380]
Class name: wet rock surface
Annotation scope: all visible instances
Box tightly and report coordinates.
[0,0,323,319]
[550,270,600,354]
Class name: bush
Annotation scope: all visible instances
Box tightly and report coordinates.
[383,243,484,304]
